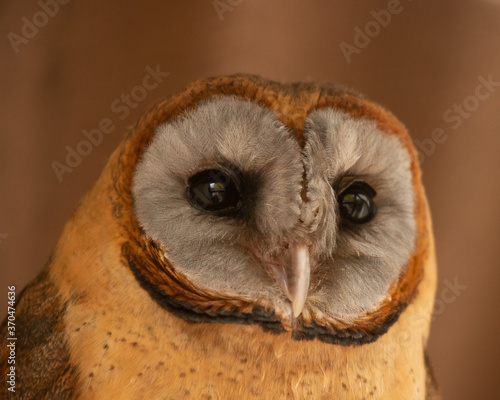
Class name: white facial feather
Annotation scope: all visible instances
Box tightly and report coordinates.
[132,97,416,319]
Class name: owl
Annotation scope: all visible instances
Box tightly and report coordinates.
[1,75,439,399]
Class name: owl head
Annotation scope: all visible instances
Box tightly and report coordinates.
[114,75,429,346]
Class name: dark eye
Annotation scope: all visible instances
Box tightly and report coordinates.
[338,181,377,224]
[187,169,242,213]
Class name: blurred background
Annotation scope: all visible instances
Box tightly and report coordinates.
[1,1,499,398]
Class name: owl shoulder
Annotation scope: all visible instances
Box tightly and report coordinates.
[0,264,78,399]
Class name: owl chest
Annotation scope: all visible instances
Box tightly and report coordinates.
[69,313,426,400]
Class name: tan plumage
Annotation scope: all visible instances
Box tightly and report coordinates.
[0,75,439,399]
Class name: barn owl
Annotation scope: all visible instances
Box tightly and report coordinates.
[0,75,439,399]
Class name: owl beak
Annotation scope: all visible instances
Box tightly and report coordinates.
[252,243,311,318]
[266,244,310,318]
[286,244,311,318]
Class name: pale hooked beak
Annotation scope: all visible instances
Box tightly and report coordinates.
[265,244,311,318]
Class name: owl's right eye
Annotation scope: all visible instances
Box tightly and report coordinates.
[187,169,242,213]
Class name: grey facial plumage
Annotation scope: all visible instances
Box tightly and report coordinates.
[133,97,416,320]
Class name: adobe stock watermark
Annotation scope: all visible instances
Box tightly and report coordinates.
[339,0,413,64]
[398,276,467,347]
[7,0,72,54]
[430,277,467,319]
[51,65,169,183]
[368,276,467,376]
[415,74,500,164]
[213,0,243,21]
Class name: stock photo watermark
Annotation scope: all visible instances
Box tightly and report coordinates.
[416,73,500,164]
[51,65,169,183]
[370,276,468,376]
[7,0,72,54]
[339,0,415,64]
[5,286,17,393]
[431,277,467,319]
[213,0,244,21]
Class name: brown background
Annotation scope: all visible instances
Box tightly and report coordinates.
[1,1,499,398]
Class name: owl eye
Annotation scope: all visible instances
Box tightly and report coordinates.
[187,169,242,213]
[338,181,377,224]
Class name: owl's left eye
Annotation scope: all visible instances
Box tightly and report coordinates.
[338,181,377,224]
[187,169,242,213]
